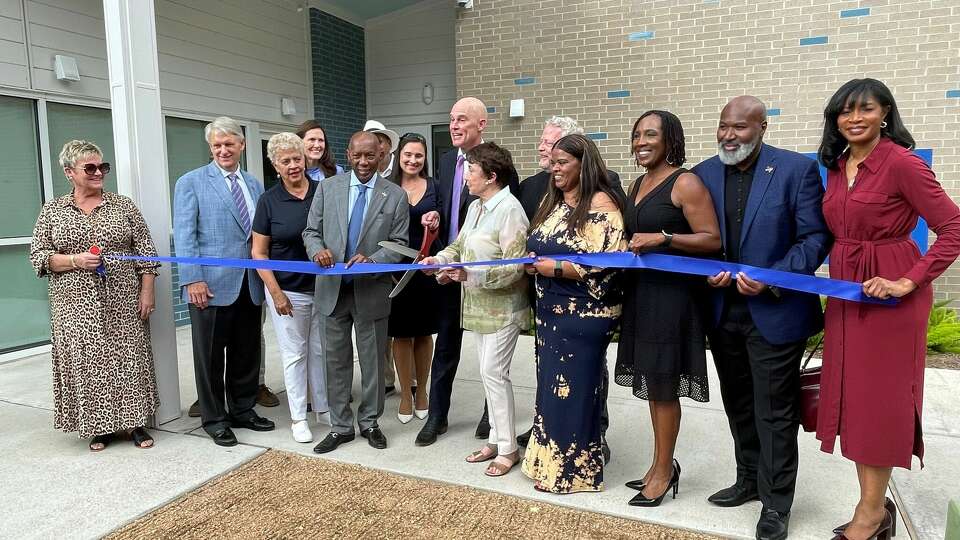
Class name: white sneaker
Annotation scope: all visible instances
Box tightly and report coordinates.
[315,411,331,427]
[291,420,313,443]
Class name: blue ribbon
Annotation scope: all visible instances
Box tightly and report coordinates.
[109,252,894,305]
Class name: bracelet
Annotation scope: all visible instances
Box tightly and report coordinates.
[553,259,563,278]
[70,254,79,269]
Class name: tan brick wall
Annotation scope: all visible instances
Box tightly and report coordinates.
[456,0,960,302]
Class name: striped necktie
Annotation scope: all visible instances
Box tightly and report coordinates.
[228,173,251,236]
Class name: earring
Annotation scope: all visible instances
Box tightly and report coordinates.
[881,121,888,129]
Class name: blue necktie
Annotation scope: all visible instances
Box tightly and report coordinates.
[343,183,368,283]
[228,173,251,236]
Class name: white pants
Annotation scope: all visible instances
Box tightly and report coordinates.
[264,288,328,421]
[475,323,521,455]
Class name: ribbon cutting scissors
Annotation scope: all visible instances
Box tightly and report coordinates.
[379,224,439,298]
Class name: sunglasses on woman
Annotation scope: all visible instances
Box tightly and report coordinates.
[77,163,111,175]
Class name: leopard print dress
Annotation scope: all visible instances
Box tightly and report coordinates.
[30,191,160,438]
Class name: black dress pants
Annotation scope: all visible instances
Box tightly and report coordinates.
[709,300,805,514]
[189,275,262,434]
[428,282,464,422]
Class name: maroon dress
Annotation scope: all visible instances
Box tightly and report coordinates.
[818,137,960,468]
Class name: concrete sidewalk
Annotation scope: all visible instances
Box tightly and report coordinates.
[0,324,957,539]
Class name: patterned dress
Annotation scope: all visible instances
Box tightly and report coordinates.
[521,203,624,493]
[30,191,160,438]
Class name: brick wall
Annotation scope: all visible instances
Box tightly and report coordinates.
[310,8,366,168]
[456,0,960,301]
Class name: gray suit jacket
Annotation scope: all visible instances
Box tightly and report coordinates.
[302,172,409,320]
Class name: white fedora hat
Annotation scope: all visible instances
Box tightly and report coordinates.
[363,120,400,153]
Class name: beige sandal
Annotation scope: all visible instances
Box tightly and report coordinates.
[466,443,498,463]
[485,451,520,477]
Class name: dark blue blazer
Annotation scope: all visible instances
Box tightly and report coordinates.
[691,144,832,345]
[437,147,520,248]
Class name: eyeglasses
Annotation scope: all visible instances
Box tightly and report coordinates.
[77,163,111,175]
[401,132,427,143]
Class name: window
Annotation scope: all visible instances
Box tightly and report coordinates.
[165,116,211,215]
[46,102,117,197]
[0,245,51,352]
[0,96,42,238]
[0,96,48,352]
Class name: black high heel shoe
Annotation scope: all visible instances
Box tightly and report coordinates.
[832,508,894,540]
[832,498,897,536]
[625,458,680,491]
[627,460,680,507]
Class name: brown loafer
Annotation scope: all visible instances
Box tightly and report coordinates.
[256,385,280,407]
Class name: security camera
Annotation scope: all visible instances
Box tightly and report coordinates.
[456,0,473,7]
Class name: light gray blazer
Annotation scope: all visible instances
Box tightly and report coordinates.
[302,172,409,320]
[173,162,265,306]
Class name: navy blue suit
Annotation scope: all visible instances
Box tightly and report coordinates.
[692,143,830,344]
[692,143,830,514]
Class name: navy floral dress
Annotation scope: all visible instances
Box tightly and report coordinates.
[521,203,624,493]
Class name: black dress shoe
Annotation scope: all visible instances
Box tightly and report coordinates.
[385,385,396,396]
[360,427,388,449]
[231,414,275,432]
[415,417,448,446]
[516,427,532,447]
[756,508,790,540]
[601,437,612,464]
[313,431,355,454]
[475,408,490,439]
[707,482,760,507]
[188,400,201,418]
[210,427,238,447]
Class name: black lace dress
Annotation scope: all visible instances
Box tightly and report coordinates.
[615,169,710,402]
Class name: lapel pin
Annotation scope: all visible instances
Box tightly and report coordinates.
[765,165,775,174]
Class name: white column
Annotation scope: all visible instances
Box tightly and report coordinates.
[103,0,181,424]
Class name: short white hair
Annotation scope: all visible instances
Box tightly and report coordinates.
[266,132,304,163]
[544,116,584,137]
[59,139,102,169]
[204,116,245,143]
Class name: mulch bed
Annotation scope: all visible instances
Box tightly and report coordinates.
[927,352,960,370]
[108,450,720,540]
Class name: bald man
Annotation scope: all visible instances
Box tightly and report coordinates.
[692,96,830,540]
[415,97,519,447]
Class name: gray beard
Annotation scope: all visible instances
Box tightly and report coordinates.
[718,139,759,165]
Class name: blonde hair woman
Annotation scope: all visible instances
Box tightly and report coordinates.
[30,140,160,451]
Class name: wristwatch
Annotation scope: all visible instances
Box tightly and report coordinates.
[553,259,563,278]
[661,230,674,248]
